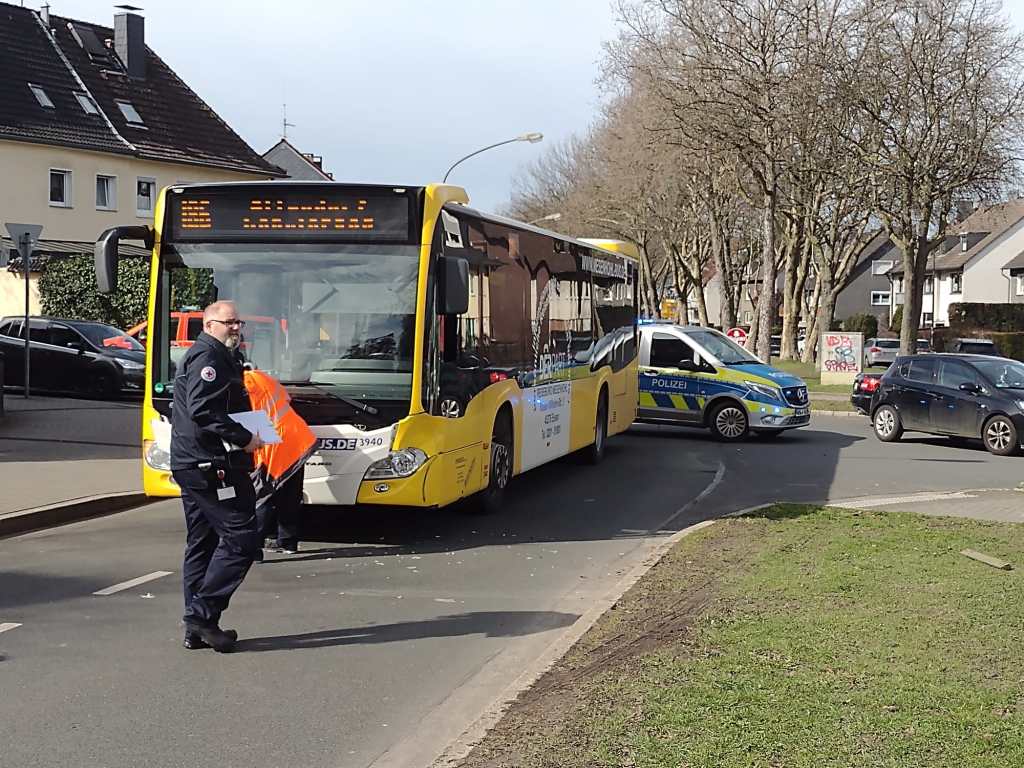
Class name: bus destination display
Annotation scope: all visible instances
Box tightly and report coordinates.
[170,190,412,241]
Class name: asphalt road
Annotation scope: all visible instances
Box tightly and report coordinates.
[0,415,1019,768]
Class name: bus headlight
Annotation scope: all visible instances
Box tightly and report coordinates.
[364,448,428,480]
[144,439,171,470]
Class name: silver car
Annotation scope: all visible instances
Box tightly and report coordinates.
[864,338,900,367]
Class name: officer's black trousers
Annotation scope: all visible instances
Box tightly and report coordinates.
[173,467,260,627]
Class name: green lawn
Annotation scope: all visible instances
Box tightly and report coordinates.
[464,506,1024,768]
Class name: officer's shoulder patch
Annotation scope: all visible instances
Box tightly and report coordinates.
[200,365,217,382]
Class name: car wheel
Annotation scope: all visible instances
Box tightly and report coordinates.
[88,372,117,399]
[709,401,749,442]
[982,415,1019,456]
[584,389,609,464]
[468,411,514,514]
[873,404,903,442]
[438,395,463,419]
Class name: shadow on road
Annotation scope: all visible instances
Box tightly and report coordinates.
[234,610,579,652]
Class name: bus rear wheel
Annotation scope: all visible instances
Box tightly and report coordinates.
[469,410,513,514]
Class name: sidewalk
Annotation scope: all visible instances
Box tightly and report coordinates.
[0,393,146,532]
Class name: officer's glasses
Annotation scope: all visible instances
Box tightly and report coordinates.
[209,318,246,328]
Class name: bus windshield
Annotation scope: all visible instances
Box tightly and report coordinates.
[158,242,420,406]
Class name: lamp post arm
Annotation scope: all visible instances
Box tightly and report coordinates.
[442,138,522,183]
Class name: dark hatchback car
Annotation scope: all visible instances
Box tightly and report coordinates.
[0,316,145,398]
[871,353,1024,455]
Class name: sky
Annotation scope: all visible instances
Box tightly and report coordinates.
[44,0,621,214]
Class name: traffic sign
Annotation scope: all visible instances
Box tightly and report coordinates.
[726,327,748,344]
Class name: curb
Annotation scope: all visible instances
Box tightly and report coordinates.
[811,409,864,419]
[0,491,153,539]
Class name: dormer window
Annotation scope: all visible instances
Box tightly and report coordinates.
[116,100,144,125]
[28,83,54,109]
[960,233,968,252]
[75,92,100,116]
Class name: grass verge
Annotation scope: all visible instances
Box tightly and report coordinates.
[459,505,1024,768]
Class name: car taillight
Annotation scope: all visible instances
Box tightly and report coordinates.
[489,371,508,384]
[862,377,880,392]
[869,346,881,353]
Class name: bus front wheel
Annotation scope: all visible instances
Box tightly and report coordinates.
[584,389,609,465]
[469,410,513,514]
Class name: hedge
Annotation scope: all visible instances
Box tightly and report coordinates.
[842,313,878,338]
[947,302,1024,331]
[933,328,1024,361]
[38,255,149,330]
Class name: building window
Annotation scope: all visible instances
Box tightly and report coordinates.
[96,175,117,210]
[871,291,891,306]
[116,100,144,125]
[1016,275,1024,296]
[74,92,99,115]
[891,276,903,293]
[28,83,54,108]
[922,312,934,327]
[950,271,963,294]
[49,169,71,207]
[136,177,156,216]
[871,259,894,276]
[923,276,934,294]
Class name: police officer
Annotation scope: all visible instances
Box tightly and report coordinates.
[170,300,263,653]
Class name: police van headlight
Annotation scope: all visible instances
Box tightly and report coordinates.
[144,440,171,470]
[364,448,428,480]
[745,381,783,402]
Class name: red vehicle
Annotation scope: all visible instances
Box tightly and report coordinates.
[126,311,279,349]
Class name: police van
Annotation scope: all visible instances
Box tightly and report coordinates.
[637,322,810,440]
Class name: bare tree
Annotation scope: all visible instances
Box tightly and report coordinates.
[845,0,1024,353]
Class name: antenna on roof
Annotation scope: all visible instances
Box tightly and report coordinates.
[282,103,295,140]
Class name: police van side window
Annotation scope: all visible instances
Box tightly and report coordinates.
[650,334,692,368]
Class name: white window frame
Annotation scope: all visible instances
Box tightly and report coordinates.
[923,276,934,294]
[74,92,99,115]
[95,174,117,211]
[871,259,894,276]
[922,312,934,326]
[136,177,156,218]
[950,271,963,294]
[49,168,72,208]
[871,291,891,306]
[1016,275,1024,297]
[29,83,54,108]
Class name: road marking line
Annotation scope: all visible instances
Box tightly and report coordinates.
[652,459,727,533]
[0,622,22,634]
[93,571,173,596]
[828,491,977,509]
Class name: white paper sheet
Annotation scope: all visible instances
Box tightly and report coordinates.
[228,409,282,444]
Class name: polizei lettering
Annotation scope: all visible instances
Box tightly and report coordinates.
[653,377,687,391]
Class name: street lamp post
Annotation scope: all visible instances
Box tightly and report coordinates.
[442,132,543,184]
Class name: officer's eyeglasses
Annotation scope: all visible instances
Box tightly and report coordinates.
[209,318,246,328]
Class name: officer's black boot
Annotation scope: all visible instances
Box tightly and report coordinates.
[184,624,238,652]
[183,627,238,650]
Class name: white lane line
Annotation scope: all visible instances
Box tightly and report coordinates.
[829,491,978,510]
[651,459,727,533]
[0,622,23,634]
[93,571,173,596]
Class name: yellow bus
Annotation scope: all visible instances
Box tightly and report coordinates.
[95,182,638,511]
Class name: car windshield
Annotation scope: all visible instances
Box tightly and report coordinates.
[973,359,1024,389]
[76,322,144,351]
[686,329,760,365]
[158,242,420,405]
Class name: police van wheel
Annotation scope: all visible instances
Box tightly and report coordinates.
[709,402,749,442]
[469,411,513,514]
[585,389,609,465]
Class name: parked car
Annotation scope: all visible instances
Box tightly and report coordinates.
[638,324,809,440]
[0,316,144,398]
[851,371,883,414]
[871,353,1024,455]
[864,338,900,367]
[946,338,1003,356]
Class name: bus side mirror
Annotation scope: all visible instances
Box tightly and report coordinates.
[437,255,469,315]
[95,226,153,293]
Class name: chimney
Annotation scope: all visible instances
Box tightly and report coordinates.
[114,7,145,80]
[40,4,50,26]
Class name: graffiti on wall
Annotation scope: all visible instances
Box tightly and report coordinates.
[821,333,862,373]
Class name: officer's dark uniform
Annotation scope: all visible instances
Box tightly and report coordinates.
[170,331,261,634]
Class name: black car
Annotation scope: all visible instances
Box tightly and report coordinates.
[871,353,1024,456]
[851,371,883,414]
[0,316,145,398]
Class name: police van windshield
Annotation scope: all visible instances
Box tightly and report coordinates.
[157,243,420,407]
[687,329,760,365]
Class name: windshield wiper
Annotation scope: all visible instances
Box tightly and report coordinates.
[284,381,380,416]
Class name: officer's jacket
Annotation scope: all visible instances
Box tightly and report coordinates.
[170,332,254,471]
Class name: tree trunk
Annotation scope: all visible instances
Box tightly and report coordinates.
[693,280,709,327]
[755,192,777,360]
[800,279,822,364]
[899,235,926,355]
